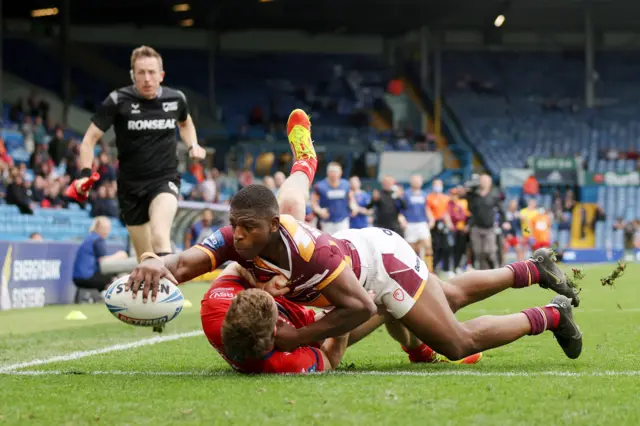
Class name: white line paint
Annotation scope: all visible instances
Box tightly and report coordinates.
[3,369,640,378]
[0,330,204,373]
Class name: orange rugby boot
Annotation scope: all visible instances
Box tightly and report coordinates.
[286,109,318,181]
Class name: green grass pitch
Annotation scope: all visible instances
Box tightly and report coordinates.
[0,263,639,425]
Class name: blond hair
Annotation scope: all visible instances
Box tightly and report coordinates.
[130,45,163,71]
[89,216,110,233]
[221,289,277,362]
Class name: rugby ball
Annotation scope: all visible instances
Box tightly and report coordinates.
[104,275,184,327]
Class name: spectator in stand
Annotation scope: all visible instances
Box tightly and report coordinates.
[0,138,13,168]
[91,185,118,218]
[64,140,81,179]
[348,176,372,229]
[6,173,33,214]
[184,208,216,249]
[48,127,67,165]
[29,232,43,241]
[42,181,67,209]
[30,143,54,176]
[31,175,47,204]
[22,116,35,154]
[633,220,640,249]
[96,152,117,188]
[522,174,539,199]
[34,116,47,146]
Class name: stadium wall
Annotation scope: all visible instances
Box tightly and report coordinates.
[0,241,125,311]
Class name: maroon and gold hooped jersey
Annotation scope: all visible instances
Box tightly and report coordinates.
[196,215,361,307]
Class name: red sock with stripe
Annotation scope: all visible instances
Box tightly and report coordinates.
[505,260,541,288]
[291,158,317,184]
[521,306,561,335]
[402,343,437,363]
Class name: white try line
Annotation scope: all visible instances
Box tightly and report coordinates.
[0,330,205,373]
[2,369,640,378]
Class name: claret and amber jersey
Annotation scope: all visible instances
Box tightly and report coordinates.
[195,215,361,307]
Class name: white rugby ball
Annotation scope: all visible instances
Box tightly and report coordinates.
[104,275,184,327]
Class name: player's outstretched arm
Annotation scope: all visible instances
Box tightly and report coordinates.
[320,334,350,370]
[126,247,214,302]
[275,268,377,352]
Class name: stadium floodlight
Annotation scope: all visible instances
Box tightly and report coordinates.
[31,7,59,18]
[180,18,194,27]
[494,14,505,27]
[173,3,190,12]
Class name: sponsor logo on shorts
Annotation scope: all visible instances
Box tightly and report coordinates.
[163,101,178,112]
[168,182,179,194]
[127,119,176,131]
[393,288,405,302]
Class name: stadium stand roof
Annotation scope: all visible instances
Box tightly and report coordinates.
[4,0,640,35]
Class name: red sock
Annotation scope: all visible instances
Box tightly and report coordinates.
[505,260,541,288]
[291,158,317,184]
[402,343,437,363]
[521,306,560,335]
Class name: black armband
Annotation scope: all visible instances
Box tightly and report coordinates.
[80,168,93,179]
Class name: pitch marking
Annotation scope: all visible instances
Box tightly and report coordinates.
[0,330,204,373]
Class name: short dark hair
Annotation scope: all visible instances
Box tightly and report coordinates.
[221,289,277,362]
[230,184,279,218]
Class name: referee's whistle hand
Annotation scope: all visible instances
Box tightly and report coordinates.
[189,145,206,160]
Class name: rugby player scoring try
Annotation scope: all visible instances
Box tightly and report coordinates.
[128,109,582,371]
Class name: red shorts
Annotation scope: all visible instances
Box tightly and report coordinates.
[505,235,520,248]
[200,275,325,374]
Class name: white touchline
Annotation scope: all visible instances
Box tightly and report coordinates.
[0,330,205,373]
[2,369,640,377]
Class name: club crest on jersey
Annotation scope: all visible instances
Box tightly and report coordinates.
[163,101,178,112]
[393,288,405,302]
[131,103,140,114]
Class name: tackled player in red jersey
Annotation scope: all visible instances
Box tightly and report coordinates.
[201,262,347,373]
[128,108,582,370]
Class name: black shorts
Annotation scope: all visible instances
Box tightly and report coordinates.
[117,174,180,226]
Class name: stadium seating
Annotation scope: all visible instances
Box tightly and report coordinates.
[438,52,640,175]
[0,204,128,244]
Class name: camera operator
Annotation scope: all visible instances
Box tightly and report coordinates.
[461,174,505,270]
[368,175,406,235]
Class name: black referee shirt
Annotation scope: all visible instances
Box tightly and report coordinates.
[91,85,190,181]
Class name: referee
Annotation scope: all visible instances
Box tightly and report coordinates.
[67,46,206,260]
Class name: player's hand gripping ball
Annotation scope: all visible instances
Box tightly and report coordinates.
[105,275,184,327]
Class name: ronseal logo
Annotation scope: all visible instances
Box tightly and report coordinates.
[127,119,176,130]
